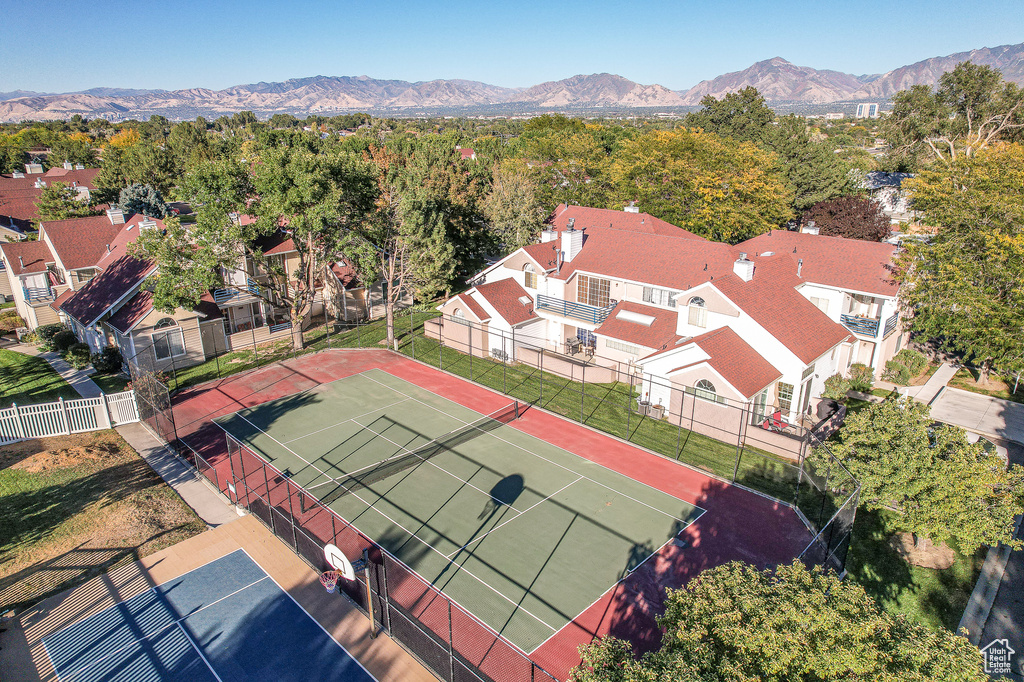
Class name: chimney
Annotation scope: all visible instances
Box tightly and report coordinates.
[567,217,575,230]
[624,202,640,214]
[797,258,803,277]
[63,160,73,170]
[106,208,125,225]
[18,256,24,269]
[733,253,754,282]
[106,244,111,254]
[540,228,558,243]
[25,162,43,174]
[74,163,85,170]
[801,220,819,235]
[560,226,584,263]
[12,171,24,179]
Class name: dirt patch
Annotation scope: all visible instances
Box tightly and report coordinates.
[0,431,124,471]
[890,532,955,569]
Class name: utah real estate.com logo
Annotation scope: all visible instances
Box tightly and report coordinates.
[981,639,1015,676]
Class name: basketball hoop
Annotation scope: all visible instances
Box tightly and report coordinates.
[320,570,343,594]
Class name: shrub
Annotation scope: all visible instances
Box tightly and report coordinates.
[91,346,123,373]
[36,323,65,349]
[50,330,79,353]
[64,342,92,369]
[822,373,852,401]
[893,348,927,376]
[882,359,911,385]
[0,310,25,332]
[18,331,38,344]
[848,363,874,392]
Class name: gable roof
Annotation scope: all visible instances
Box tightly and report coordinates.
[548,204,705,240]
[41,214,126,271]
[713,255,850,365]
[256,230,296,255]
[0,239,54,276]
[60,254,155,326]
[594,301,679,351]
[453,293,490,322]
[683,328,782,399]
[330,261,362,290]
[473,279,537,326]
[737,230,898,297]
[107,289,155,334]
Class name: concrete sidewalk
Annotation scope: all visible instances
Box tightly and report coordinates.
[116,421,239,527]
[8,342,102,398]
[907,362,959,404]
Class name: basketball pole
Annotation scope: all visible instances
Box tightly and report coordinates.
[362,548,376,638]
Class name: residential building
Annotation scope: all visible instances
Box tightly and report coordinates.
[862,171,915,223]
[435,205,906,428]
[0,162,100,241]
[855,103,879,119]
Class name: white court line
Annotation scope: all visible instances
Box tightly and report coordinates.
[350,418,529,514]
[445,476,583,559]
[226,412,561,635]
[281,396,412,444]
[57,575,269,682]
[361,372,703,524]
[175,622,225,682]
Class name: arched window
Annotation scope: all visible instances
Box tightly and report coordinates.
[523,263,537,289]
[452,307,469,325]
[688,297,707,328]
[152,317,185,360]
[694,379,723,404]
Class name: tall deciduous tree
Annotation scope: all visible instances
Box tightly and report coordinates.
[35,182,99,221]
[899,142,1024,381]
[482,159,547,253]
[885,61,1024,165]
[607,128,793,243]
[572,561,986,682]
[829,398,1024,553]
[801,196,891,241]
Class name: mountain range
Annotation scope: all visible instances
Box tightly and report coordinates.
[1,42,1021,122]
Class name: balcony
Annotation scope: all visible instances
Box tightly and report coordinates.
[882,313,899,338]
[535,294,616,325]
[840,313,879,337]
[22,286,54,303]
[213,277,262,305]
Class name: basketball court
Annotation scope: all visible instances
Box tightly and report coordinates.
[215,368,705,654]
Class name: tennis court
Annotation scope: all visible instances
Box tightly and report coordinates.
[215,368,705,654]
[41,549,374,682]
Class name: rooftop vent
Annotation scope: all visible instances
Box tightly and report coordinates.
[139,218,158,232]
[540,228,558,243]
[74,163,85,170]
[63,160,73,170]
[12,171,24,179]
[106,244,111,254]
[615,309,655,327]
[567,217,576,231]
[801,220,820,235]
[733,253,755,282]
[518,296,532,306]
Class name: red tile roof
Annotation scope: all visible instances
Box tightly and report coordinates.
[737,230,898,297]
[685,327,782,398]
[330,261,362,290]
[194,291,223,321]
[453,293,490,322]
[458,147,476,161]
[0,239,54,276]
[257,230,296,255]
[60,254,155,326]
[93,214,153,270]
[50,287,77,313]
[714,255,850,365]
[473,279,537,326]
[0,196,41,222]
[107,289,154,333]
[594,301,678,351]
[42,215,126,271]
[521,241,559,271]
[547,204,705,240]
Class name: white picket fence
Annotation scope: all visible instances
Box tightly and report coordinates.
[0,391,140,446]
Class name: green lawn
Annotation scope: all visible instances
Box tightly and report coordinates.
[949,367,1024,405]
[91,372,131,395]
[845,507,984,631]
[0,300,15,310]
[0,348,79,407]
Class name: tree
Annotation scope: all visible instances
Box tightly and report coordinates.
[134,134,377,349]
[683,86,774,143]
[118,183,168,218]
[49,132,97,167]
[572,561,986,682]
[95,135,176,201]
[801,196,891,241]
[829,398,1024,553]
[482,158,547,253]
[35,182,99,221]
[607,128,793,242]
[885,61,1024,165]
[899,143,1024,382]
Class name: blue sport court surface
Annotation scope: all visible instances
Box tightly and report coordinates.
[42,549,375,682]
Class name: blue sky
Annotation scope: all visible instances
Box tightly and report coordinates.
[3,0,1022,93]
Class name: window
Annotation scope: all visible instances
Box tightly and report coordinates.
[523,264,537,289]
[776,382,794,413]
[152,318,185,360]
[801,364,815,381]
[577,275,610,308]
[452,308,469,325]
[687,297,707,328]
[643,286,678,308]
[578,329,596,348]
[693,379,725,404]
[606,338,641,356]
[810,296,829,314]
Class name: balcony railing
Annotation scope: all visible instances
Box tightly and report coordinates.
[269,321,291,333]
[840,313,879,337]
[213,277,262,304]
[535,294,616,325]
[23,286,53,303]
[882,313,899,338]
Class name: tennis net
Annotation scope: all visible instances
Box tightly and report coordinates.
[306,401,521,507]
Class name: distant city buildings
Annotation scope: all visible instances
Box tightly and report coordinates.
[856,103,879,119]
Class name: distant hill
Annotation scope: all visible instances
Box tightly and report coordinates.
[1,42,1021,121]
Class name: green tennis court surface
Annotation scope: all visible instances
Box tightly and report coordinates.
[215,368,704,653]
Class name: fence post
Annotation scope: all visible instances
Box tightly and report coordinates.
[58,397,71,435]
[580,363,586,423]
[410,312,415,359]
[732,405,746,483]
[539,348,544,404]
[100,393,112,429]
[439,332,444,370]
[251,325,259,367]
[502,329,508,394]
[469,325,474,380]
[448,601,455,681]
[12,403,25,440]
[626,371,633,437]
[213,325,222,378]
[675,390,685,459]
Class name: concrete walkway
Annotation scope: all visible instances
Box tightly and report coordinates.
[907,361,959,404]
[116,421,239,527]
[8,342,102,398]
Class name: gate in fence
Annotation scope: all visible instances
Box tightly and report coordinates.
[225,437,561,682]
[0,391,139,445]
[126,344,178,447]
